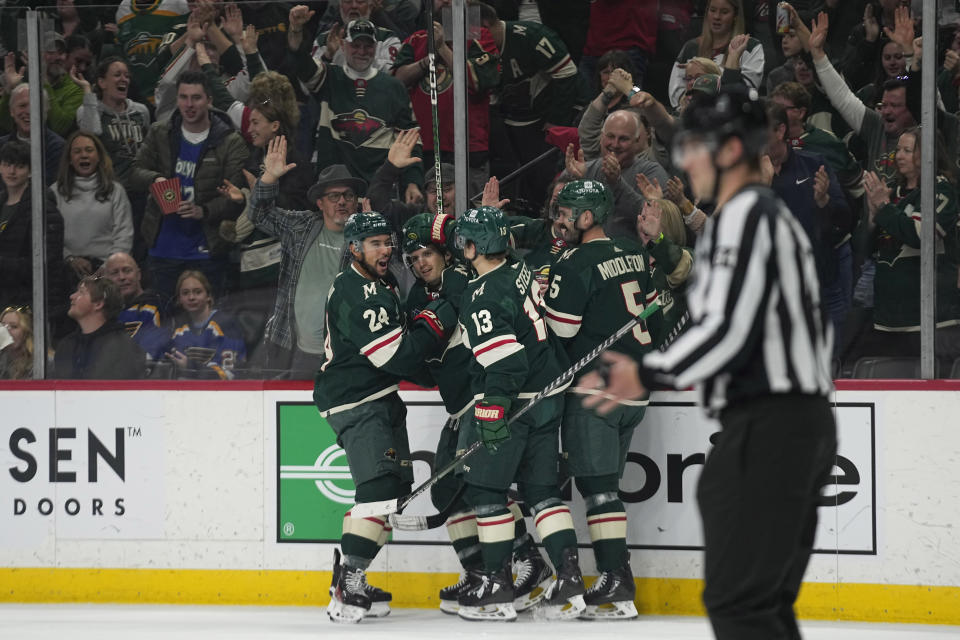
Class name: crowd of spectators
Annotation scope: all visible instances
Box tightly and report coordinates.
[1,0,959,380]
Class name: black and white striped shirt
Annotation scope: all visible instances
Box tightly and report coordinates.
[643,185,834,415]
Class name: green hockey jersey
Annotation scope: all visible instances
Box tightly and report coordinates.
[293,47,423,187]
[863,177,960,331]
[404,263,476,416]
[497,21,579,126]
[315,263,442,416]
[115,0,189,105]
[544,237,663,377]
[459,258,568,401]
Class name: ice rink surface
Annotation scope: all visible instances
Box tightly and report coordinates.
[4,604,959,640]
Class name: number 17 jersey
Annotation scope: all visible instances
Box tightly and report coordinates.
[544,238,663,374]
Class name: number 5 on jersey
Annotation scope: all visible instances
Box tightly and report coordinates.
[621,281,652,345]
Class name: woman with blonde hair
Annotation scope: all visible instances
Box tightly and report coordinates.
[0,305,34,379]
[667,0,765,109]
[637,198,694,347]
[845,126,960,370]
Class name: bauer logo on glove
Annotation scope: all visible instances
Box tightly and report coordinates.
[474,404,505,421]
[473,396,511,451]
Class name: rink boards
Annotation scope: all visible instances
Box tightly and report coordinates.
[0,380,958,624]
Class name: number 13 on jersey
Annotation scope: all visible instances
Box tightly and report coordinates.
[471,289,548,342]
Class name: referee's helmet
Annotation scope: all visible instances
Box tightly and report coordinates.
[674,84,768,166]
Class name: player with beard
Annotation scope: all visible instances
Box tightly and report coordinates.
[400,213,552,614]
[542,180,662,619]
[316,210,457,623]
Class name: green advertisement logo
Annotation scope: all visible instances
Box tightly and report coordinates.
[277,402,353,542]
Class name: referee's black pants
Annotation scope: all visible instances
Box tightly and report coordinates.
[697,393,837,640]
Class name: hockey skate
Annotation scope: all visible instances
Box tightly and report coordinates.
[580,563,638,620]
[511,548,553,612]
[327,550,371,623]
[439,569,483,614]
[456,564,517,622]
[359,571,392,617]
[535,548,586,621]
[328,549,391,618]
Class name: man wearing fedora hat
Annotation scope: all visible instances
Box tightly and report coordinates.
[249,136,369,377]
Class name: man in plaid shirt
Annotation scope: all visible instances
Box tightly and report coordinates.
[250,144,368,378]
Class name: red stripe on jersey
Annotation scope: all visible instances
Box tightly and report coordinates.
[477,515,515,527]
[362,330,401,356]
[545,310,581,325]
[448,513,477,526]
[586,515,627,525]
[473,338,518,357]
[346,510,385,526]
[535,506,570,526]
[546,54,573,75]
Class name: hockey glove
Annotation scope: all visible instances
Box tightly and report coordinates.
[430,213,455,244]
[473,396,512,451]
[414,298,457,341]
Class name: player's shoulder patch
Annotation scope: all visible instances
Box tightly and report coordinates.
[509,22,529,37]
[555,246,579,264]
[469,280,488,303]
[359,280,379,300]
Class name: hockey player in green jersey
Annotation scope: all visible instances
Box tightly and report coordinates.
[317,210,457,623]
[400,213,552,614]
[544,180,663,619]
[502,174,575,293]
[453,206,586,622]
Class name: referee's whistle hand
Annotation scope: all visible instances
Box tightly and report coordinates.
[580,352,647,415]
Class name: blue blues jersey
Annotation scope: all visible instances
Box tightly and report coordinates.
[170,309,246,379]
[118,300,170,361]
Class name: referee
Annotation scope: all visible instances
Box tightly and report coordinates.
[584,85,837,640]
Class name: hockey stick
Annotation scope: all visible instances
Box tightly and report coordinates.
[425,0,443,216]
[352,301,662,520]
[389,416,467,531]
[389,484,466,531]
[468,146,561,202]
